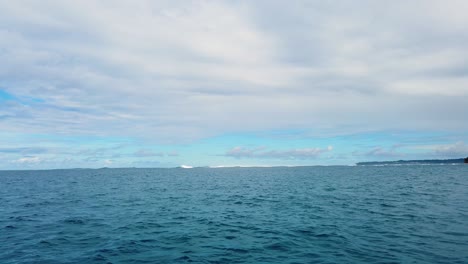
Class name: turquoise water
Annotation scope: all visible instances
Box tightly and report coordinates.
[1,166,467,263]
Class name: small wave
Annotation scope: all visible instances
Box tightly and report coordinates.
[62,218,87,225]
[2,166,467,263]
[92,254,108,261]
[264,242,292,252]
[174,255,192,262]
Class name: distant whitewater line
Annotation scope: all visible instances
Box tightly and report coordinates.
[179,165,287,169]
[177,165,335,169]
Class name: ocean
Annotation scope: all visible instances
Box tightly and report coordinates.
[1,166,467,263]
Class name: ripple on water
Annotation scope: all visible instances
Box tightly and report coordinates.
[0,166,467,264]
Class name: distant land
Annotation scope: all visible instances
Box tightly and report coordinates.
[357,158,467,166]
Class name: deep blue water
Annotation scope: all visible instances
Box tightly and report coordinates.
[1,166,467,263]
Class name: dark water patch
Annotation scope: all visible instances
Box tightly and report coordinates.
[225,247,249,254]
[443,231,468,237]
[115,241,147,254]
[9,215,35,222]
[38,240,54,246]
[62,218,87,225]
[139,238,157,243]
[91,253,108,262]
[264,241,295,252]
[174,255,193,262]
[380,203,396,208]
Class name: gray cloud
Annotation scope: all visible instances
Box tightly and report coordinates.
[76,145,125,156]
[0,147,47,154]
[354,141,468,160]
[225,146,333,160]
[134,149,164,157]
[432,141,468,158]
[167,151,179,157]
[355,146,406,159]
[0,1,467,143]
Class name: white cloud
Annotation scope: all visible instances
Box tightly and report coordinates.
[134,149,164,157]
[12,156,41,164]
[357,146,405,159]
[432,141,468,157]
[0,147,47,154]
[0,0,467,144]
[225,146,332,160]
[389,77,468,96]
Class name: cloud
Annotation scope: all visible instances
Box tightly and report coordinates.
[355,145,405,159]
[134,149,164,157]
[74,145,125,160]
[133,149,180,157]
[0,147,47,154]
[12,156,41,164]
[167,151,179,157]
[225,146,332,160]
[0,0,467,145]
[432,141,468,157]
[356,141,468,160]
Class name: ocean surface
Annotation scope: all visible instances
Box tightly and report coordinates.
[1,166,467,263]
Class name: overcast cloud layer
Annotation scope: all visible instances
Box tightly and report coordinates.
[1,0,468,168]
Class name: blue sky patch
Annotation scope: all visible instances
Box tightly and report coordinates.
[0,89,15,101]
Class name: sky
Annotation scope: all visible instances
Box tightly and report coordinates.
[1,0,468,169]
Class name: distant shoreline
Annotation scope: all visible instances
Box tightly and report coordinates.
[356,158,466,166]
